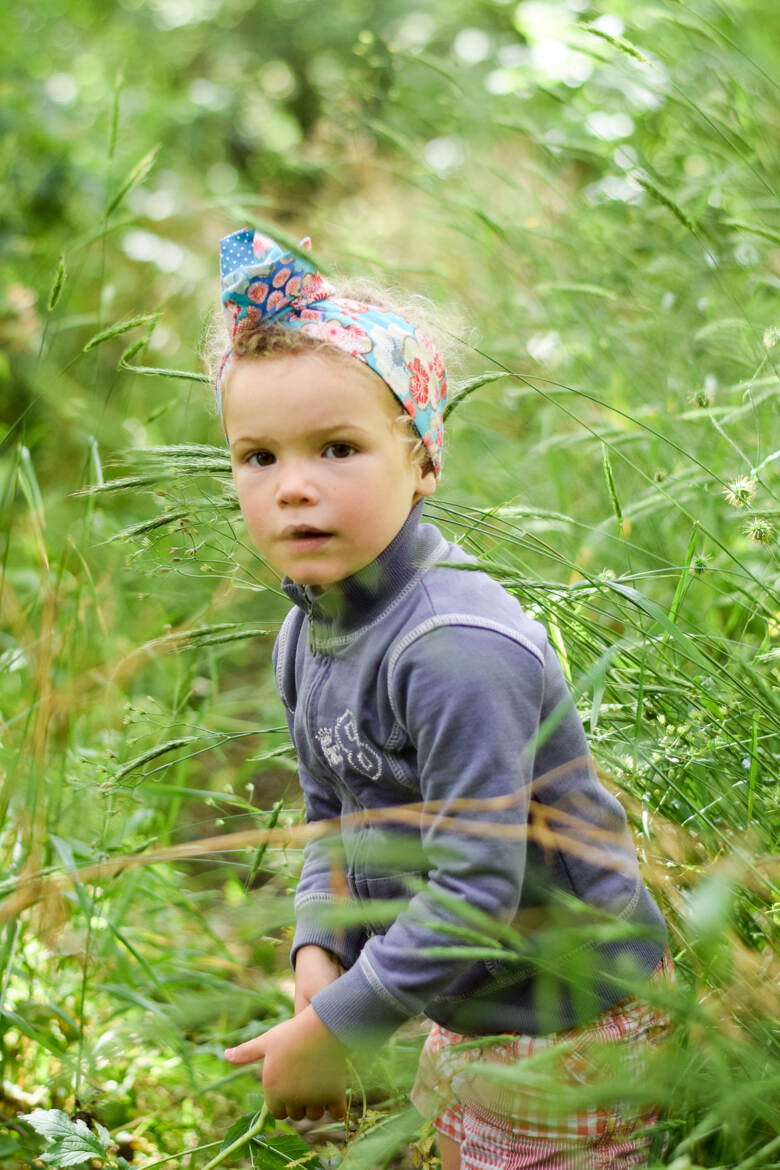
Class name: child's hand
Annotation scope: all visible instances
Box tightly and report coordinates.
[224,1005,347,1121]
[294,944,343,1015]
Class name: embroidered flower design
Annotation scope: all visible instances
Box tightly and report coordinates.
[301,319,372,357]
[408,357,430,406]
[336,298,372,317]
[301,272,329,300]
[247,279,268,304]
[266,289,287,314]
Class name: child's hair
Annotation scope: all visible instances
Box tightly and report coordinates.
[203,275,460,478]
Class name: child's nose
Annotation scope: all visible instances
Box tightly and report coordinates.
[275,460,318,506]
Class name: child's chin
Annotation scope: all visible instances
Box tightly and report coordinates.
[286,566,343,588]
[287,560,370,588]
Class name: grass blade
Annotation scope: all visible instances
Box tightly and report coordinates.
[106,144,160,218]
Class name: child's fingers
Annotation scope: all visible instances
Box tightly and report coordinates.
[266,1097,288,1120]
[267,1099,344,1122]
[223,1035,267,1064]
[328,1096,346,1121]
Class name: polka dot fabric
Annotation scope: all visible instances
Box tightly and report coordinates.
[216,230,448,477]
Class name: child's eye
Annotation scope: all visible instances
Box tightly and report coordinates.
[323,442,356,460]
[247,450,275,468]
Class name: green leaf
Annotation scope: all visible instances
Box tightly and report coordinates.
[248,1133,323,1170]
[1,1008,67,1059]
[220,1112,259,1151]
[20,1110,110,1166]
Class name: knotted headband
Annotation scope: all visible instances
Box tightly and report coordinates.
[216,230,447,476]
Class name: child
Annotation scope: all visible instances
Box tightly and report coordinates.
[215,229,673,1169]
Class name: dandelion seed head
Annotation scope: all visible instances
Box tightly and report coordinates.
[723,476,756,508]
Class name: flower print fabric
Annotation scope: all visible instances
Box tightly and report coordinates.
[216,229,448,477]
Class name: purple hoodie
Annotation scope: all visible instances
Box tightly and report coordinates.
[273,502,667,1049]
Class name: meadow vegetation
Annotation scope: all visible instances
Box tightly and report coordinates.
[1,0,778,1166]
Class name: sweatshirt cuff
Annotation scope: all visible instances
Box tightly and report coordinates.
[310,952,412,1050]
[291,919,348,969]
[290,897,366,971]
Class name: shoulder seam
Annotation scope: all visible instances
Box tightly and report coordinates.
[386,614,545,727]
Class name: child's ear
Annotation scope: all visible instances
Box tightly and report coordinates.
[413,467,437,503]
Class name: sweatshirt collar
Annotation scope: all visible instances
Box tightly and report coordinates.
[281,501,444,643]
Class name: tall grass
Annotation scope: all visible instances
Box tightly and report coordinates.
[1,0,778,1166]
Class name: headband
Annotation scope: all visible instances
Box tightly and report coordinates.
[217,229,447,476]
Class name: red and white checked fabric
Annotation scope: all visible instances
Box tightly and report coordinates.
[411,952,675,1170]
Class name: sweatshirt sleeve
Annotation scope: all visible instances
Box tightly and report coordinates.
[288,724,350,968]
[285,712,368,972]
[272,627,363,971]
[310,620,547,1049]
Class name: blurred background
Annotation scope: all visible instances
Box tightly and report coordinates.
[1,1,778,1166]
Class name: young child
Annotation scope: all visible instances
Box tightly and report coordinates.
[216,229,673,1169]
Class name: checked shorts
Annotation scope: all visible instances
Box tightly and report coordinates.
[411,951,675,1170]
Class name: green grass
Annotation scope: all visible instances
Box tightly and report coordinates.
[1,0,778,1166]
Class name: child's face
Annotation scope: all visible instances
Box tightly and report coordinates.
[225,352,436,587]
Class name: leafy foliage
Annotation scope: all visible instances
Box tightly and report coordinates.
[1,0,778,1167]
[20,1109,113,1166]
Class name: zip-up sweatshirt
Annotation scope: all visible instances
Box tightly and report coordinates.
[272,502,667,1050]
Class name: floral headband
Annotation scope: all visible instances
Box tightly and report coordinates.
[217,229,447,476]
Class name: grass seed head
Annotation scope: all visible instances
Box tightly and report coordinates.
[744,517,775,544]
[723,475,757,508]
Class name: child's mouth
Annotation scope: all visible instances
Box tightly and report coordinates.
[281,526,333,550]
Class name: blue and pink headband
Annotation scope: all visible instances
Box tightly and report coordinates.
[216,230,447,476]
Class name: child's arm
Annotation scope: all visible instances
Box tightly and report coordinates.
[274,624,359,971]
[294,944,343,1015]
